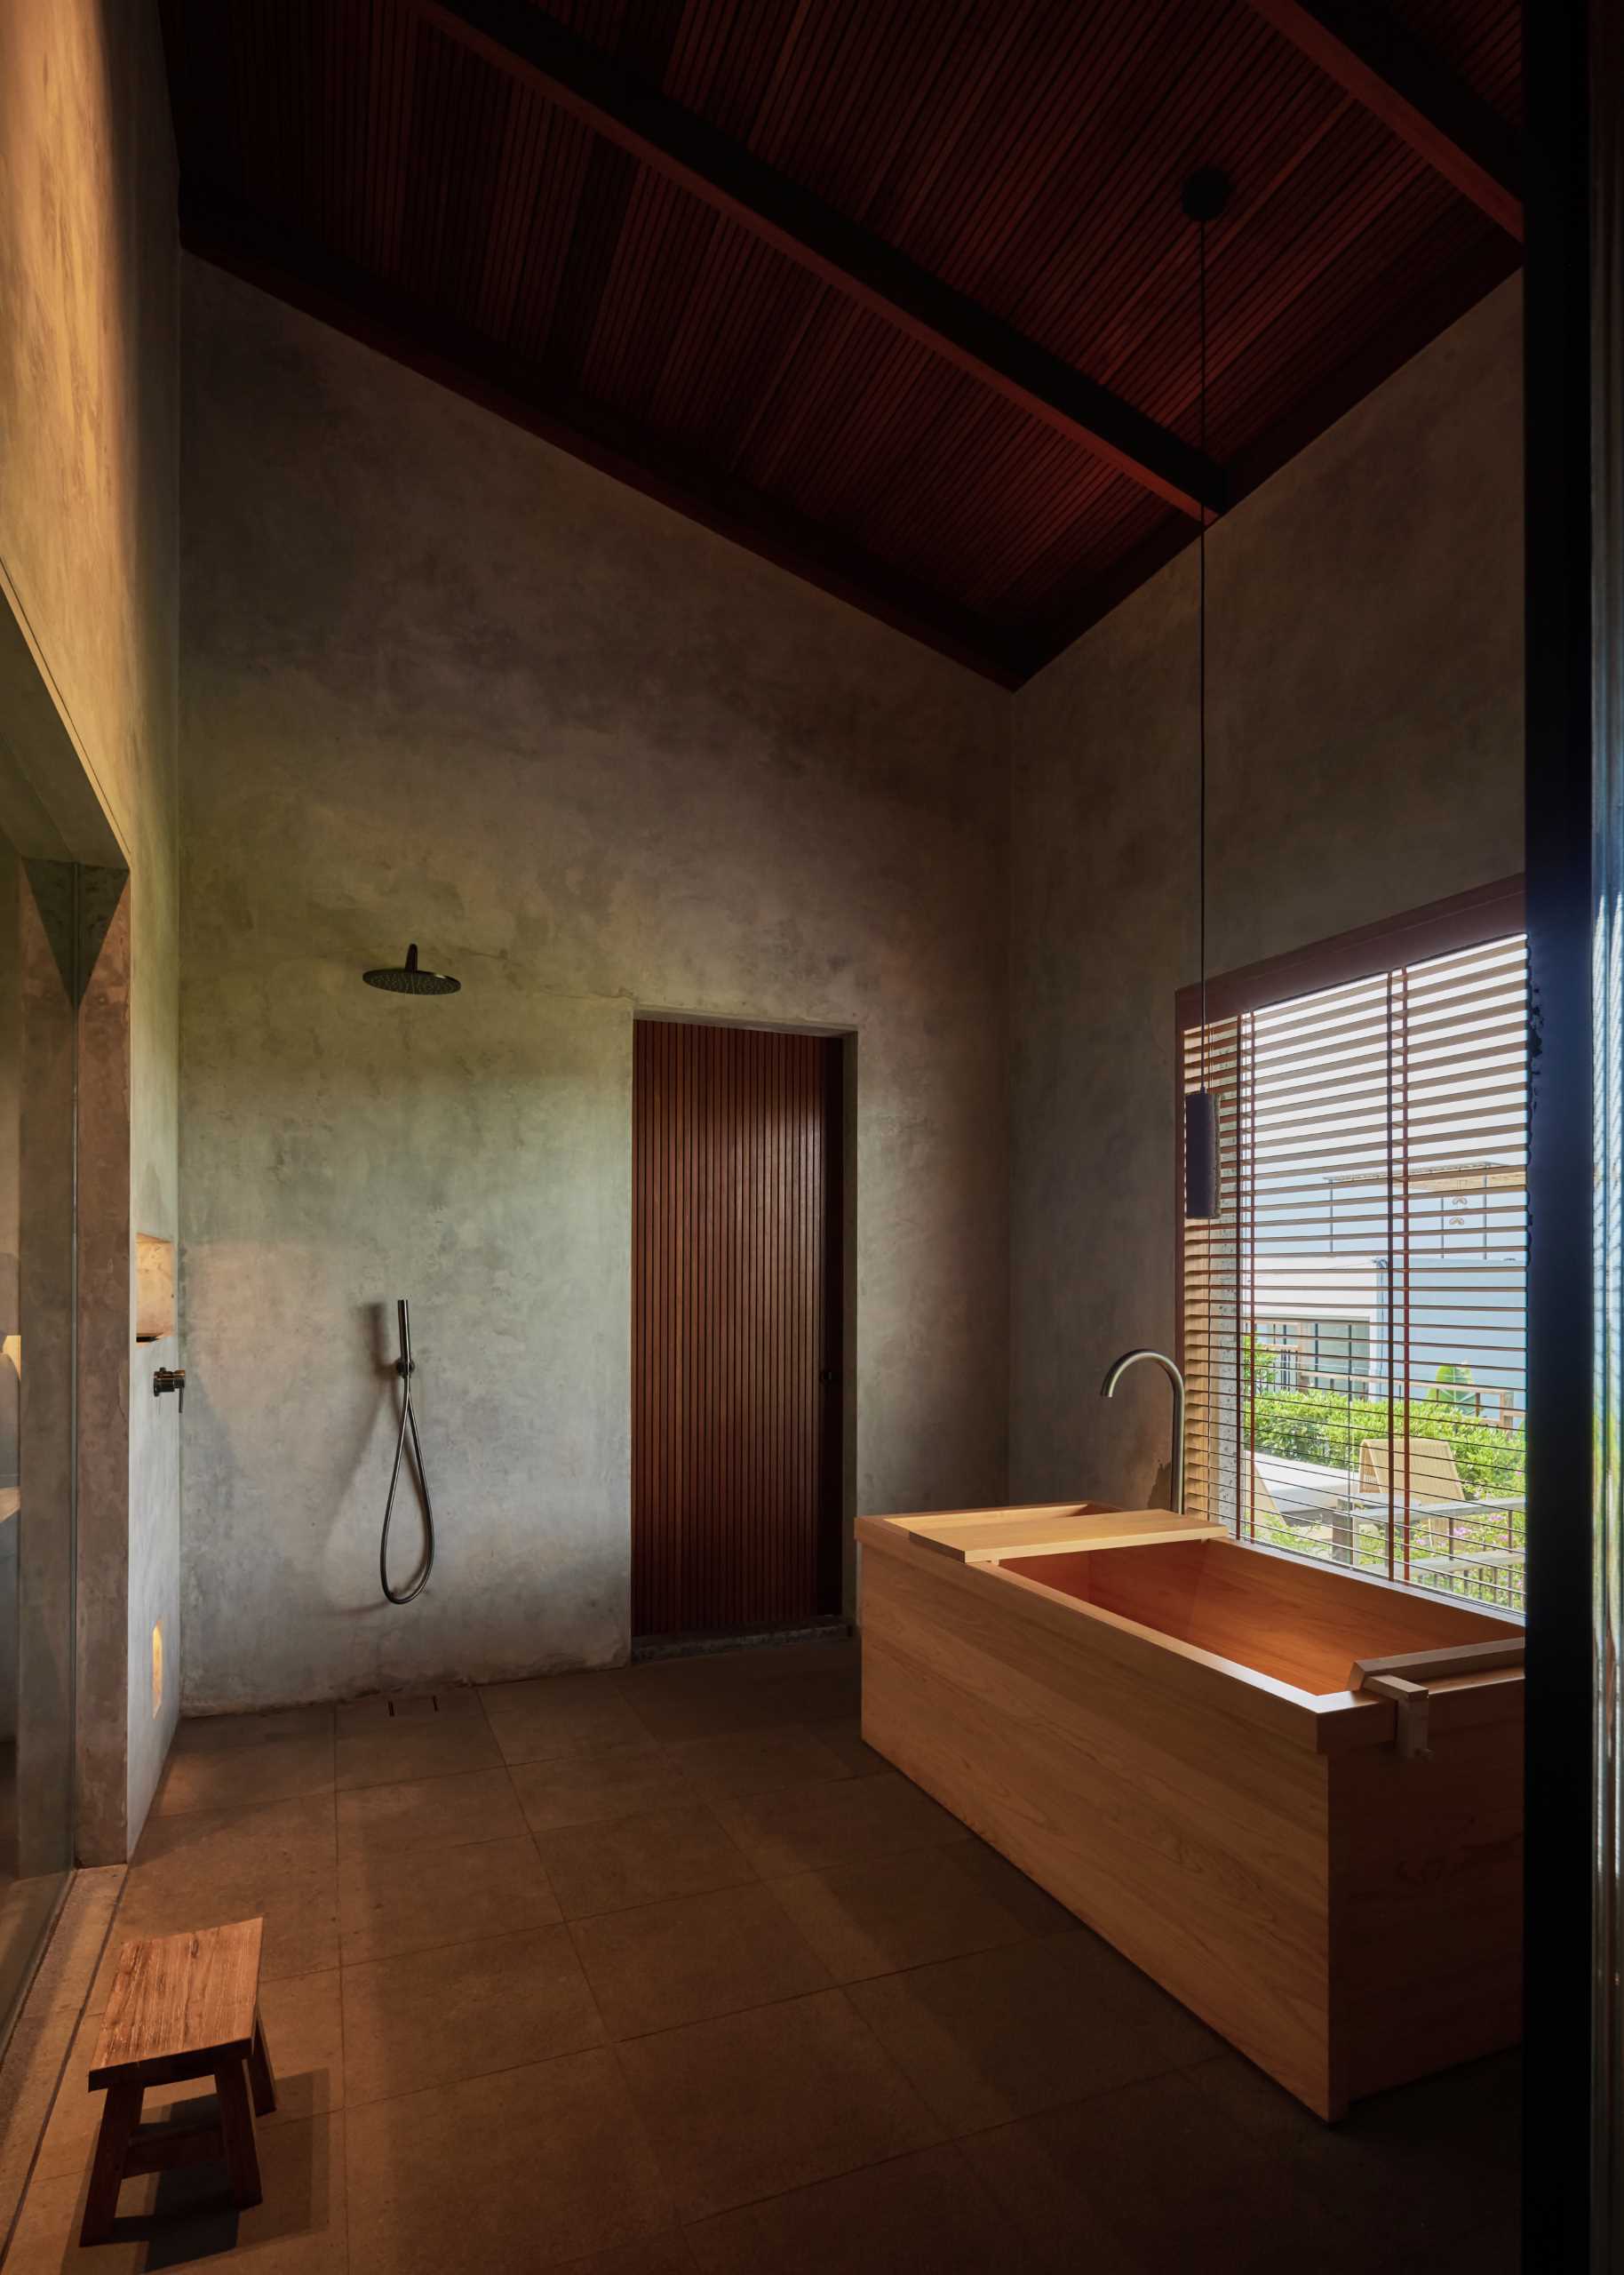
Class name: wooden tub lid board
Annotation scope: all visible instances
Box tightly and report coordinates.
[894,1505,1230,1565]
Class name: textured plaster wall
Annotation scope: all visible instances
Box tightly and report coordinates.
[1009,279,1525,1511]
[179,259,1008,1712]
[0,846,17,1749]
[0,0,180,1851]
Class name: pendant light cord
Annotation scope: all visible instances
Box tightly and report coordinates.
[1198,212,1209,1093]
[1179,164,1228,1227]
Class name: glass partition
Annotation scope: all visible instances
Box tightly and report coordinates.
[0,842,78,2039]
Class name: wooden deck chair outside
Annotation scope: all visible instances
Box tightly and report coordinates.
[1357,1436,1467,1505]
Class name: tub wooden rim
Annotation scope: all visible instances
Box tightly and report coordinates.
[856,1513,1524,1755]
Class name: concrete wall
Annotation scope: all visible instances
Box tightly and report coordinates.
[178,178,1518,1710]
[0,0,180,1853]
[1009,279,1524,1510]
[178,259,1008,1712]
[0,846,18,1749]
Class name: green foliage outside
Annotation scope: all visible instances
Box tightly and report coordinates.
[1242,1337,1524,1500]
[1238,1336,1525,1610]
[1249,1383,1524,1499]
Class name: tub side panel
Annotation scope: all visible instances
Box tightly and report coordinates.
[860,1541,1340,2118]
[1329,1704,1524,2100]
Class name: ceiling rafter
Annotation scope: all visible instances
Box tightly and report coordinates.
[418,0,1227,522]
[162,0,1524,685]
[178,182,1026,688]
[1245,0,1523,240]
[1015,226,1521,681]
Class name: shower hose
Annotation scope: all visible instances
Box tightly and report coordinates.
[380,1297,435,1605]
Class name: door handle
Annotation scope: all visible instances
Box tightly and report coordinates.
[819,1369,839,1387]
[154,1367,186,1414]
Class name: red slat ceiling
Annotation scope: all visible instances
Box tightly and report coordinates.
[162,0,1522,679]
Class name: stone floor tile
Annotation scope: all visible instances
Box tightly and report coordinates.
[666,1726,856,1796]
[172,1706,335,1754]
[152,1733,336,1816]
[342,1924,603,2103]
[847,1929,1220,2134]
[961,2066,1325,2275]
[480,1673,648,1763]
[571,1880,831,2038]
[337,1767,525,1860]
[534,1803,756,1921]
[338,1832,559,1965]
[709,1771,967,1876]
[509,1744,687,1833]
[764,1842,1036,1982]
[346,2048,672,2271]
[107,1792,338,1992]
[617,1988,941,2220]
[685,2141,1036,2275]
[334,1712,504,1792]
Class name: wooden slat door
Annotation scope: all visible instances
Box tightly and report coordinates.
[633,1020,843,1637]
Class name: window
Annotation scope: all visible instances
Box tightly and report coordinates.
[1178,882,1527,1615]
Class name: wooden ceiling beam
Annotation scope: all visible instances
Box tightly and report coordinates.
[1012,229,1522,683]
[419,0,1224,521]
[1246,0,1523,241]
[178,185,1025,688]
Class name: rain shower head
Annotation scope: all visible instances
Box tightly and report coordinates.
[362,943,460,996]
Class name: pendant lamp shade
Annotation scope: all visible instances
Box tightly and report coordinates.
[1185,1089,1219,1221]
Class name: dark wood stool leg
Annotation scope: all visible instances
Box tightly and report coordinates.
[212,2059,262,2212]
[247,2008,277,2116]
[80,2079,143,2247]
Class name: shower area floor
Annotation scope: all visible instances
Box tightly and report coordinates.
[5,1637,1517,2272]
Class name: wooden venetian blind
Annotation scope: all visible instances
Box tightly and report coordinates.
[633,1019,842,1638]
[1178,882,1528,1615]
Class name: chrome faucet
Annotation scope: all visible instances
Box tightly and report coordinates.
[1101,1349,1187,1513]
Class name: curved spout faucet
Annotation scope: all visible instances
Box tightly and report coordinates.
[1101,1349,1187,1514]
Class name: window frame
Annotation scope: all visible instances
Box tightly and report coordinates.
[1173,874,1527,1588]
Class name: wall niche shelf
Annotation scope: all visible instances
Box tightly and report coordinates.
[136,1234,175,1343]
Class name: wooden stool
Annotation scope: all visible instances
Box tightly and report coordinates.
[80,1918,277,2247]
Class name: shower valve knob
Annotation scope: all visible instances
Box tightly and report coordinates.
[154,1367,186,1412]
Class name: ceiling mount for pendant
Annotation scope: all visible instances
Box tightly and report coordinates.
[1180,166,1232,227]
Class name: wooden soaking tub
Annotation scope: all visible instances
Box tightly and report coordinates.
[856,1503,1524,2120]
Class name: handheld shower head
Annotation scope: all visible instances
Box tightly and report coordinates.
[362,943,460,996]
[379,1297,434,1604]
